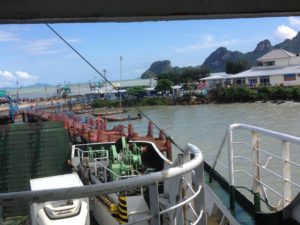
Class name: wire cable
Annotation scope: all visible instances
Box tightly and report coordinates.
[45,23,184,153]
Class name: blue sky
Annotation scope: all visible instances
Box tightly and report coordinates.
[0,16,300,88]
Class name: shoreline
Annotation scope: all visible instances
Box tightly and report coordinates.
[2,98,299,114]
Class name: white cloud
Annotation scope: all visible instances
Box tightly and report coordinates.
[170,33,243,53]
[288,17,300,28]
[0,30,19,42]
[18,38,66,55]
[0,70,38,87]
[16,71,38,81]
[171,39,239,53]
[0,71,16,80]
[67,38,81,43]
[17,37,81,55]
[274,25,297,40]
[203,34,214,44]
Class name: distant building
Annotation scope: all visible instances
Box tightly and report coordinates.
[88,78,157,100]
[100,78,156,90]
[201,49,300,88]
[200,72,231,89]
[230,49,300,87]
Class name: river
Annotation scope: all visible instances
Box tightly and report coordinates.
[113,102,300,208]
[124,102,300,163]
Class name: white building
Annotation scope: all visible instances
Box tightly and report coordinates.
[230,49,300,87]
[200,72,231,89]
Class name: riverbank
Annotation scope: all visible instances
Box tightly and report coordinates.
[2,86,300,113]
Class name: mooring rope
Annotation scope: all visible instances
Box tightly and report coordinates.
[46,23,185,153]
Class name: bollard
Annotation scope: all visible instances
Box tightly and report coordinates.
[166,138,172,160]
[128,124,133,136]
[108,133,113,142]
[97,129,104,142]
[159,129,165,141]
[147,122,153,137]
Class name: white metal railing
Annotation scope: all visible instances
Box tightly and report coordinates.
[211,123,300,211]
[71,146,109,169]
[0,143,206,225]
[93,159,141,182]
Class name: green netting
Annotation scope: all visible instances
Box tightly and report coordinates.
[0,122,71,217]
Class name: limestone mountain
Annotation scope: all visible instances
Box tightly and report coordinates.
[201,47,245,73]
[274,31,300,53]
[202,39,273,72]
[141,31,300,77]
[141,60,172,78]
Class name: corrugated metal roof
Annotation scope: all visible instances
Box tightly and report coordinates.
[103,78,156,88]
[230,65,300,78]
[257,49,295,61]
[201,72,231,80]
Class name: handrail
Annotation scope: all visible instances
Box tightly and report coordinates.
[159,185,202,215]
[73,140,173,165]
[0,144,203,207]
[229,123,300,145]
[212,123,300,211]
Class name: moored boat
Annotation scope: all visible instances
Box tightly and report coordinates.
[92,109,128,117]
[2,123,300,224]
[103,114,142,122]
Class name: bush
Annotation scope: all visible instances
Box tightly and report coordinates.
[219,87,257,102]
[291,87,300,101]
[91,99,119,108]
[216,86,300,102]
[138,97,169,106]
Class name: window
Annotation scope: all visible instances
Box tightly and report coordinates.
[233,78,245,85]
[224,79,231,86]
[259,76,270,85]
[248,77,257,87]
[284,74,296,81]
[263,61,275,66]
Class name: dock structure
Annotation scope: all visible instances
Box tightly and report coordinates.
[25,109,172,160]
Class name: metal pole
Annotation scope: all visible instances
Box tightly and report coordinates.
[194,162,206,225]
[103,69,107,98]
[282,140,291,207]
[16,80,19,101]
[228,125,235,210]
[210,131,228,182]
[119,56,122,109]
[252,131,261,212]
[149,183,160,225]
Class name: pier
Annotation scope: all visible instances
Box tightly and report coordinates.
[25,109,172,160]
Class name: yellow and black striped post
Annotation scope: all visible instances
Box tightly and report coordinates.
[99,195,118,213]
[118,195,128,224]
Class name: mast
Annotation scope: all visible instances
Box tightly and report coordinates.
[103,69,107,97]
[119,56,122,109]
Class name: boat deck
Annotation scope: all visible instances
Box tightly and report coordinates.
[204,169,255,225]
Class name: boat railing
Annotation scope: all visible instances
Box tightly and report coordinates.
[0,144,205,225]
[93,159,142,182]
[211,123,300,211]
[72,146,109,169]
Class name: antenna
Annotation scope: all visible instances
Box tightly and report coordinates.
[119,56,122,109]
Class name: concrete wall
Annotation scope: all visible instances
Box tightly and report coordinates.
[290,57,300,65]
[275,58,289,67]
[270,75,283,86]
[270,74,300,86]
